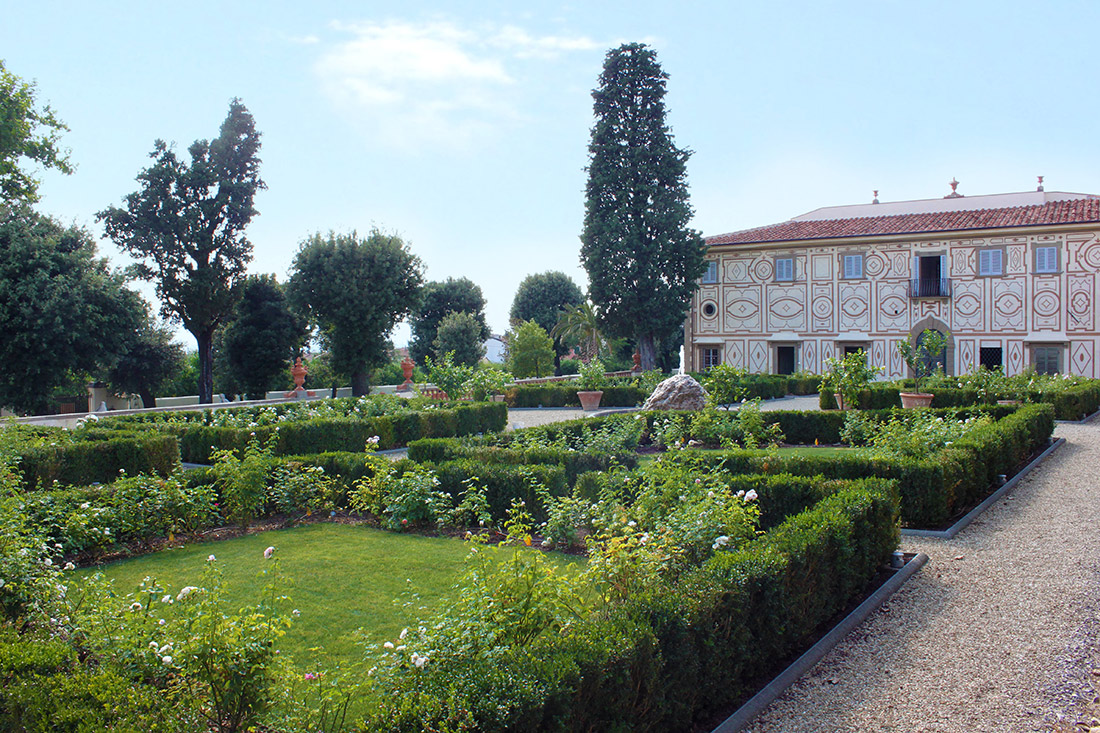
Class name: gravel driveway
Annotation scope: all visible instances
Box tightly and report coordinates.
[742,421,1100,733]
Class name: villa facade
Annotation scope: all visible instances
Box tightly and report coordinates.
[684,187,1100,378]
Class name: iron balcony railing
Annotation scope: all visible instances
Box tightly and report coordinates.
[908,278,952,298]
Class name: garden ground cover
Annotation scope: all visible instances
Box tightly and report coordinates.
[76,523,583,668]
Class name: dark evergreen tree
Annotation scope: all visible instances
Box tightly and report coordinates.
[509,271,583,364]
[108,312,185,408]
[408,278,489,365]
[580,43,706,370]
[222,275,306,400]
[432,311,487,367]
[287,229,423,396]
[0,208,143,414]
[98,99,264,403]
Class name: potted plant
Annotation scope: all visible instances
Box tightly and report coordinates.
[820,350,882,410]
[896,329,950,408]
[576,358,607,411]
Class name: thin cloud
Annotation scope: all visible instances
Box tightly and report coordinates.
[315,19,605,150]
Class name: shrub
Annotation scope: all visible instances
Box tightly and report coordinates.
[16,432,180,491]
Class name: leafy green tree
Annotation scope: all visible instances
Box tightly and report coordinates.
[160,350,200,398]
[222,275,306,400]
[107,312,185,408]
[509,271,583,362]
[0,208,143,414]
[433,311,486,367]
[507,321,556,378]
[0,59,73,205]
[287,229,423,396]
[580,43,707,370]
[98,99,265,404]
[409,278,489,365]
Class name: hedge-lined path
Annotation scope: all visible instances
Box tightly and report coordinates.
[743,420,1100,733]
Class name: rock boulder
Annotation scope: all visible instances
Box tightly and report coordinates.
[642,374,708,411]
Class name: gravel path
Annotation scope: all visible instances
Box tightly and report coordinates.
[743,421,1100,733]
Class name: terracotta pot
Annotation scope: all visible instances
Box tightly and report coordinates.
[899,392,934,408]
[833,392,848,410]
[490,394,506,403]
[577,390,604,411]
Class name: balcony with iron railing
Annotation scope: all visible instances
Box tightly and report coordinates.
[908,278,952,298]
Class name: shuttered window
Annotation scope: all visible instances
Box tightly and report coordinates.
[1035,246,1058,273]
[978,249,1003,276]
[1034,347,1061,375]
[842,254,863,279]
[701,261,718,283]
[775,257,794,281]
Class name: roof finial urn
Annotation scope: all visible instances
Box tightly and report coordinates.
[944,178,963,198]
[872,190,879,204]
[1037,175,1044,192]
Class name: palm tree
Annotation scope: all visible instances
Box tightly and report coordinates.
[552,301,609,362]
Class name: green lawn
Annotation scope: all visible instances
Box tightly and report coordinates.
[78,523,581,668]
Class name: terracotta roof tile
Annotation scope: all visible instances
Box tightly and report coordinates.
[706,199,1100,246]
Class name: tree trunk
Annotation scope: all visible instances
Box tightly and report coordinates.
[637,332,657,371]
[351,370,369,397]
[196,329,214,404]
[138,388,156,409]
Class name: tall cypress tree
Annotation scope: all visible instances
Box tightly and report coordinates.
[580,43,706,370]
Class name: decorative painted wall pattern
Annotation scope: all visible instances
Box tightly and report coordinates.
[1031,278,1062,332]
[1071,340,1094,377]
[991,279,1026,331]
[1009,340,1025,374]
[957,339,976,371]
[767,284,808,331]
[690,224,1100,376]
[811,283,834,332]
[749,341,768,372]
[876,282,909,332]
[723,285,761,333]
[1069,274,1094,331]
[951,279,984,330]
[838,281,871,330]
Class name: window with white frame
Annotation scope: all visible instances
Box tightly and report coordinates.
[775,257,794,281]
[1035,246,1059,273]
[1033,346,1061,375]
[978,249,1004,276]
[842,254,863,279]
[701,260,718,283]
[701,347,721,370]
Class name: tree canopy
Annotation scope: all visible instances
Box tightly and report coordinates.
[287,229,423,396]
[409,278,489,365]
[107,311,184,409]
[507,321,556,379]
[0,59,73,205]
[579,43,706,370]
[0,208,144,414]
[510,271,584,361]
[98,99,264,403]
[222,274,306,400]
[432,310,487,367]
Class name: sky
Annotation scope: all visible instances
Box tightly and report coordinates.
[4,0,1100,350]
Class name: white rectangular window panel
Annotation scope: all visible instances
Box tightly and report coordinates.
[701,260,718,283]
[775,257,794,281]
[978,249,1003,276]
[1035,246,1058,273]
[842,254,863,279]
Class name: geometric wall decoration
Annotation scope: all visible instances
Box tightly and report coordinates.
[876,281,909,332]
[767,284,807,331]
[811,283,834,332]
[1071,340,1094,377]
[749,341,768,372]
[991,278,1026,331]
[838,280,871,330]
[1069,274,1095,331]
[957,339,976,371]
[952,279,984,330]
[1031,279,1062,331]
[723,285,761,333]
[1008,340,1025,375]
[726,339,746,369]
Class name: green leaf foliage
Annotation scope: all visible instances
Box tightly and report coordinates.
[0,208,145,414]
[509,271,583,356]
[98,99,265,404]
[409,278,490,365]
[107,311,185,409]
[507,320,556,378]
[432,311,486,367]
[580,43,707,368]
[0,59,73,204]
[287,229,423,396]
[222,275,306,399]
